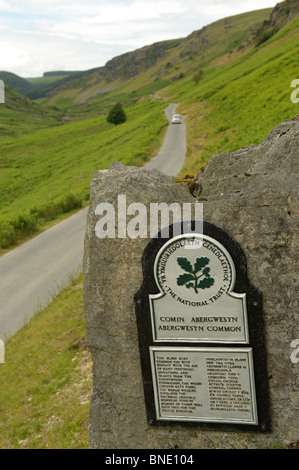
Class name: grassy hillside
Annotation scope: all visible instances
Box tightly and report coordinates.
[0,70,95,100]
[170,15,299,173]
[0,274,91,449]
[0,98,168,249]
[0,72,34,97]
[0,86,60,136]
[36,5,299,174]
[39,8,272,110]
[1,2,299,449]
[1,2,298,250]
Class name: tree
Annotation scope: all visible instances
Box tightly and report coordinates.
[107,102,127,125]
[193,69,204,85]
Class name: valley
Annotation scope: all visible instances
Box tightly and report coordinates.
[0,2,298,251]
[0,0,298,449]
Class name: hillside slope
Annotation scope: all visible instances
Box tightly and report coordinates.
[0,86,60,136]
[0,98,168,249]
[169,9,299,173]
[0,1,298,248]
[40,7,273,109]
[0,70,100,101]
[0,72,34,97]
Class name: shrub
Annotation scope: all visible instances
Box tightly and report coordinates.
[107,102,127,125]
[193,70,204,84]
[0,193,84,249]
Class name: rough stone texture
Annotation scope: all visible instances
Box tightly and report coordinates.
[196,116,299,446]
[83,164,195,449]
[84,117,298,449]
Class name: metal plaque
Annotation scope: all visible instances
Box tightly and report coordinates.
[150,234,248,343]
[135,220,270,431]
[150,347,258,425]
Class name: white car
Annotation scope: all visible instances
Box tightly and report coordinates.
[171,114,182,124]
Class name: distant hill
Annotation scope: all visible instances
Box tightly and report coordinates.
[3,2,298,109]
[0,71,35,98]
[0,68,102,100]
[1,7,273,107]
[256,0,299,44]
[43,71,79,77]
[0,85,60,136]
[39,7,274,107]
[1,0,298,250]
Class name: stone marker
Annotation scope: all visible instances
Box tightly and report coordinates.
[83,163,195,449]
[83,117,299,448]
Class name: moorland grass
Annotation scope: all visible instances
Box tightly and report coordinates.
[0,273,91,449]
[1,14,298,247]
[0,98,168,249]
[169,19,299,172]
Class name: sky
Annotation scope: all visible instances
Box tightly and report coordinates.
[0,0,277,78]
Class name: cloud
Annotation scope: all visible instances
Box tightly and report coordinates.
[0,0,277,77]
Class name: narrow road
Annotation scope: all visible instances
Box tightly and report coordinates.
[0,209,87,339]
[145,103,186,176]
[0,103,186,340]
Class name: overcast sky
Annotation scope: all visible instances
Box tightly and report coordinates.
[0,0,277,78]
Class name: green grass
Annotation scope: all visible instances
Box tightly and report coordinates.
[1,70,99,100]
[0,98,168,248]
[165,18,299,173]
[0,8,298,449]
[0,273,91,449]
[0,86,60,137]
[0,71,35,97]
[1,8,298,248]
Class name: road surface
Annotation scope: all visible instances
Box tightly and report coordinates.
[144,103,186,176]
[0,209,87,339]
[0,103,186,340]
